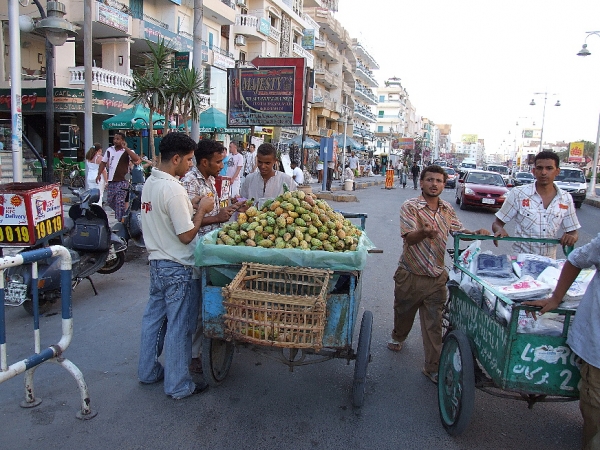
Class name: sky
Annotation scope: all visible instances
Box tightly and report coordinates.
[335,0,600,155]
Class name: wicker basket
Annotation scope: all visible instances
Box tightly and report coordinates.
[222,263,332,349]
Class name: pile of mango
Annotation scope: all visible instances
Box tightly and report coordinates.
[216,190,362,251]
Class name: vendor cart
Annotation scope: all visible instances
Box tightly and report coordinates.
[439,235,580,435]
[197,213,374,407]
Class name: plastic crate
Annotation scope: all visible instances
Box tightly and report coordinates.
[222,263,332,349]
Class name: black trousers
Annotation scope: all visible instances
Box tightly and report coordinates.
[326,167,334,191]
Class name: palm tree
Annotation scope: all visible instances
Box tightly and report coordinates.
[166,67,209,135]
[127,38,172,159]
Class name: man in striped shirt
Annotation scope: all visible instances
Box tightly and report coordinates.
[387,165,489,384]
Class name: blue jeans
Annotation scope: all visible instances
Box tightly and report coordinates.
[138,260,200,399]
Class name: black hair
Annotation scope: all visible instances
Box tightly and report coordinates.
[420,164,448,182]
[257,143,277,158]
[196,139,225,163]
[113,132,126,141]
[534,150,560,168]
[159,132,197,161]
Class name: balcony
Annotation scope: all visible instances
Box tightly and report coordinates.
[355,61,378,88]
[354,83,377,105]
[313,38,340,62]
[69,67,133,91]
[269,26,281,43]
[354,107,377,123]
[232,14,267,41]
[292,43,314,68]
[314,66,336,89]
[204,0,237,25]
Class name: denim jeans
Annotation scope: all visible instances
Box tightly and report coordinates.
[138,260,200,399]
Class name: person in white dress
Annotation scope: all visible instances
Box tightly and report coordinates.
[85,144,107,206]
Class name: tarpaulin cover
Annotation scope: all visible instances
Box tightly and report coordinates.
[195,228,375,271]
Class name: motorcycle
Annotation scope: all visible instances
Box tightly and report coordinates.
[4,187,127,315]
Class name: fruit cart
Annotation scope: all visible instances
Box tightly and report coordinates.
[196,212,374,407]
[439,234,580,436]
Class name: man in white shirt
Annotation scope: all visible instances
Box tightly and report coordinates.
[241,143,296,201]
[348,152,359,177]
[138,132,214,400]
[226,142,244,197]
[244,143,257,177]
[290,161,304,185]
[96,132,141,221]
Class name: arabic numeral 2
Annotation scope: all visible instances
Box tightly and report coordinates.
[559,369,574,391]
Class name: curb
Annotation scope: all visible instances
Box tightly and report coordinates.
[584,197,600,208]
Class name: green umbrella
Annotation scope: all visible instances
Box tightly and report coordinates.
[333,134,365,151]
[199,106,227,130]
[102,104,166,130]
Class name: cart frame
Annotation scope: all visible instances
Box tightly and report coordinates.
[438,234,580,435]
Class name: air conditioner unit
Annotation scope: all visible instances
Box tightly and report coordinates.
[236,0,246,6]
[234,35,246,46]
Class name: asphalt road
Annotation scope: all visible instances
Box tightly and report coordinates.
[1,180,598,449]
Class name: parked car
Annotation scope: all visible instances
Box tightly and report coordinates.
[455,170,510,211]
[555,167,587,208]
[444,167,457,188]
[511,171,535,186]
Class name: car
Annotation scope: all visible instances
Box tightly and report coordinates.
[555,167,587,208]
[511,171,535,186]
[444,167,457,188]
[455,169,510,211]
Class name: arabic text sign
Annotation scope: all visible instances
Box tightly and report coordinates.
[569,141,584,162]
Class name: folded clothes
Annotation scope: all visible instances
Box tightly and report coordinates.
[516,253,558,279]
[476,253,514,278]
[495,276,553,302]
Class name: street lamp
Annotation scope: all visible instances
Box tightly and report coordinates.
[577,31,600,198]
[529,92,560,153]
[30,1,77,182]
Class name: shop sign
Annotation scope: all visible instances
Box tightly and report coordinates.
[97,2,129,33]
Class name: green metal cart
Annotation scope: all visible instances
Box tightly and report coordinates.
[438,235,580,436]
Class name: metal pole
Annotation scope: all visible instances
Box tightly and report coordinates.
[191,0,204,143]
[44,39,55,182]
[588,111,600,198]
[539,93,547,153]
[84,0,93,156]
[300,66,311,170]
[8,0,23,182]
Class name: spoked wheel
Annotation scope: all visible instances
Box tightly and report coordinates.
[438,330,475,436]
[202,336,234,387]
[70,175,85,189]
[352,310,373,407]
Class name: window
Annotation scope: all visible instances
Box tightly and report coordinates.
[378,111,384,118]
[377,126,383,132]
[239,51,246,62]
[379,95,385,102]
[178,12,190,34]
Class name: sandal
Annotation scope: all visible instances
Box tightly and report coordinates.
[422,368,438,384]
[387,339,404,352]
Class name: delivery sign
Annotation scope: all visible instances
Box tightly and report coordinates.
[569,141,584,163]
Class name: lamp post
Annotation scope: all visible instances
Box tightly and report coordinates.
[529,92,560,153]
[576,31,600,198]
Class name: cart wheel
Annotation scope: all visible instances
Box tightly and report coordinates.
[438,330,475,436]
[202,336,234,387]
[352,310,373,407]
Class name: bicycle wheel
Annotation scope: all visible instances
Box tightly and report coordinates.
[70,175,85,188]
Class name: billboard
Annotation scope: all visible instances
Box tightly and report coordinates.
[569,141,584,163]
[397,138,414,150]
[227,58,306,127]
[461,134,478,144]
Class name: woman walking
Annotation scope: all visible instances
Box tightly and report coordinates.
[85,144,107,206]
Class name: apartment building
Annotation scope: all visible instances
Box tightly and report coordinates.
[350,38,377,150]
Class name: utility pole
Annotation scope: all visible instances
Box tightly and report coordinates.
[191,0,204,143]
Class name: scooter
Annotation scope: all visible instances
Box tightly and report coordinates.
[112,164,145,247]
[4,187,127,315]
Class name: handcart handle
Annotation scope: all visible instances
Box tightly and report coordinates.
[336,211,368,231]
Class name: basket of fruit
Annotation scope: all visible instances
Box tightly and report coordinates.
[222,263,332,349]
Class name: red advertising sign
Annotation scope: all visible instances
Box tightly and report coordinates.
[227,57,306,127]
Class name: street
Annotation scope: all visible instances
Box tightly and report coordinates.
[1,181,599,449]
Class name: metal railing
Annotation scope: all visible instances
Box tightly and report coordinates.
[0,246,96,419]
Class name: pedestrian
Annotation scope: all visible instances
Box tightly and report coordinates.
[492,150,580,258]
[348,152,359,177]
[85,144,106,206]
[138,132,214,400]
[181,139,244,374]
[523,233,600,450]
[411,162,420,189]
[401,164,408,189]
[316,159,324,183]
[291,161,304,185]
[96,132,141,221]
[226,142,244,197]
[387,165,489,385]
[244,143,257,177]
[241,143,296,200]
[326,143,337,191]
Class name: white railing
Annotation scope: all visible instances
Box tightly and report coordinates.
[292,43,314,67]
[269,26,281,42]
[235,14,260,30]
[69,67,133,90]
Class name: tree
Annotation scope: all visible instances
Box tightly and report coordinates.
[164,67,208,135]
[127,39,173,159]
